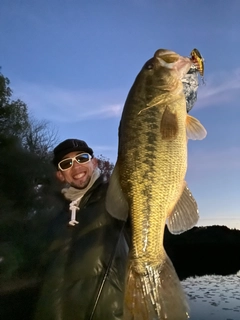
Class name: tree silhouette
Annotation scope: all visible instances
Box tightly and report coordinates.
[97,154,114,182]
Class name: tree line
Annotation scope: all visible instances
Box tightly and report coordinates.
[164,225,240,280]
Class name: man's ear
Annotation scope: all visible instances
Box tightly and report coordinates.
[56,170,65,182]
[92,157,98,168]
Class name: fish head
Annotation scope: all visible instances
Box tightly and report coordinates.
[154,49,193,80]
[121,49,193,117]
[135,49,193,90]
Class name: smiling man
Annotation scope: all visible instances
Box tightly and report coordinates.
[34,139,129,320]
[55,140,98,190]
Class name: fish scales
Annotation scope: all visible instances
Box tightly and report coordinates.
[106,49,207,319]
[121,105,187,270]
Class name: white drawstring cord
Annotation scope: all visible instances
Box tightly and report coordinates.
[69,200,80,226]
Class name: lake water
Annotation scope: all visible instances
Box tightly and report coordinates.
[182,274,240,320]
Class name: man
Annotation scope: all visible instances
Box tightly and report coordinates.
[34,139,129,320]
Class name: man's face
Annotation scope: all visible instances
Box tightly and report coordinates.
[56,151,98,189]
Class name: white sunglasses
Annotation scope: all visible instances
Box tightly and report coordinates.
[58,153,92,171]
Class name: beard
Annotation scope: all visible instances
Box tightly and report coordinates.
[70,175,92,189]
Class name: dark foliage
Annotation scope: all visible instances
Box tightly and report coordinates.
[0,69,61,286]
[97,154,114,182]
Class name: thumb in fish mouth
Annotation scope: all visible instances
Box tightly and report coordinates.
[153,49,200,113]
[184,47,205,113]
[182,66,199,113]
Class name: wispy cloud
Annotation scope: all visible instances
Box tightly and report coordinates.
[196,68,240,109]
[12,82,124,122]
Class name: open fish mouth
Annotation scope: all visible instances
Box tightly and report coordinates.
[154,49,180,63]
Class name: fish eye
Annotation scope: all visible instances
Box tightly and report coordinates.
[146,63,154,70]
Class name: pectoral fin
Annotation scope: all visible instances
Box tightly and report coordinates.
[106,162,129,221]
[167,183,199,234]
[186,114,207,140]
[160,106,178,140]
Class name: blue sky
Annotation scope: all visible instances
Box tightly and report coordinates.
[0,0,240,230]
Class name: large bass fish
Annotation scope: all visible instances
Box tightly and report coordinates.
[106,49,207,319]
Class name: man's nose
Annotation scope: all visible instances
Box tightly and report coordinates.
[72,159,81,167]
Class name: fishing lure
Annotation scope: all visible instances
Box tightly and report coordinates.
[191,48,204,78]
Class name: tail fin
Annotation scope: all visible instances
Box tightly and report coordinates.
[124,254,190,320]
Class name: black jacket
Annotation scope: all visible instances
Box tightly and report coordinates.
[34,177,129,320]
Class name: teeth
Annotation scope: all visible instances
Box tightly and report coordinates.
[74,172,85,179]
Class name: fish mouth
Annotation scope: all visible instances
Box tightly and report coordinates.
[154,49,179,63]
[154,49,192,77]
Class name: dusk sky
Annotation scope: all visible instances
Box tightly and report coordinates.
[0,1,239,230]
